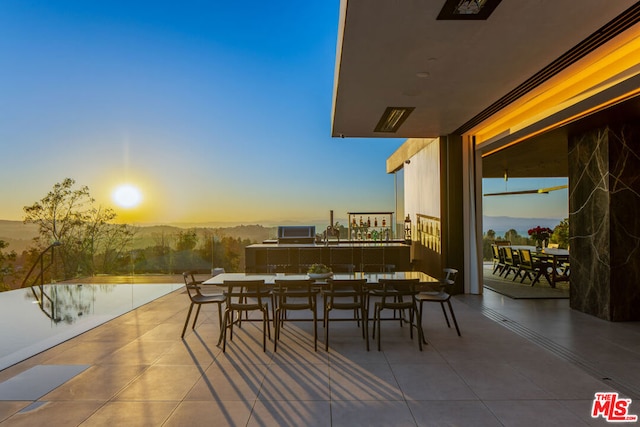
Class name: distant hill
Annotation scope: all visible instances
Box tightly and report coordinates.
[0,220,38,253]
[0,220,276,252]
[483,216,563,237]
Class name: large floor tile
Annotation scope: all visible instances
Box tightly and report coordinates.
[408,400,502,427]
[249,400,331,427]
[78,401,178,426]
[163,401,253,427]
[1,401,102,427]
[330,363,403,401]
[114,365,202,401]
[392,363,478,401]
[330,400,416,427]
[258,364,330,401]
[184,363,268,401]
[43,364,148,401]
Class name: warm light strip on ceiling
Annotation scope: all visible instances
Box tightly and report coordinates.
[481,87,640,158]
[474,27,640,146]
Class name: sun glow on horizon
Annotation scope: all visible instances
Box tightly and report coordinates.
[112,184,142,208]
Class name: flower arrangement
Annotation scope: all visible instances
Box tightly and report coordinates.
[307,263,332,274]
[528,226,553,245]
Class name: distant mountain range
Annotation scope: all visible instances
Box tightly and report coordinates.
[0,216,564,252]
[0,220,277,253]
[483,216,563,236]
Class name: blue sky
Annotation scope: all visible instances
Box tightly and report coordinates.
[0,1,567,226]
[0,1,405,224]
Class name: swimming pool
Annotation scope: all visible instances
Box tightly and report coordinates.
[0,283,182,371]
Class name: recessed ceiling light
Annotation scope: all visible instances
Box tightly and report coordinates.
[374,107,415,133]
[416,71,430,78]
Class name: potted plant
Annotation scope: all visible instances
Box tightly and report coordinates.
[528,226,553,250]
[307,263,332,279]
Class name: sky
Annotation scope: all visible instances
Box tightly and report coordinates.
[0,1,568,227]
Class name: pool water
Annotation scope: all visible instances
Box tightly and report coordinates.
[0,283,182,371]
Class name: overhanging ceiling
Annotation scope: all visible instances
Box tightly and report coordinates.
[332,0,639,138]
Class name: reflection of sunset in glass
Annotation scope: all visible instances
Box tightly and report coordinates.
[112,185,142,209]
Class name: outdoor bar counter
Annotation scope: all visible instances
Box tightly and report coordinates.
[245,241,411,273]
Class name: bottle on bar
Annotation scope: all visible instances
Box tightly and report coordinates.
[382,217,386,227]
[367,216,371,227]
[359,216,363,227]
[374,217,378,227]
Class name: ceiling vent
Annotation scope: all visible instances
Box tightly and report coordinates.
[374,107,415,133]
[438,0,502,20]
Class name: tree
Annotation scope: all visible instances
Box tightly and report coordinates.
[23,178,133,278]
[0,240,17,291]
[551,218,569,249]
[485,229,496,240]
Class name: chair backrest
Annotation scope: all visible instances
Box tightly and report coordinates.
[182,271,197,285]
[274,278,315,305]
[503,246,515,264]
[377,278,420,305]
[223,280,268,308]
[443,268,458,282]
[183,271,202,301]
[519,249,533,267]
[325,278,367,306]
[491,244,500,261]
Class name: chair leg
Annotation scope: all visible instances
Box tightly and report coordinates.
[274,308,280,352]
[324,309,330,351]
[418,300,428,345]
[221,310,230,352]
[440,303,451,328]
[447,300,461,336]
[192,305,202,329]
[313,306,318,352]
[362,305,369,351]
[412,304,422,351]
[181,303,194,338]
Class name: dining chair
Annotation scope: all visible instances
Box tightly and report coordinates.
[273,278,319,351]
[371,278,422,351]
[323,278,369,351]
[415,268,461,339]
[502,246,521,279]
[220,280,271,352]
[515,249,542,285]
[491,244,505,275]
[181,271,226,339]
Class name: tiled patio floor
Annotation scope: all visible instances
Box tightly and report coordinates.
[0,280,639,426]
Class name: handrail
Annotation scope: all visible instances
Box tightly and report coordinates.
[21,241,62,289]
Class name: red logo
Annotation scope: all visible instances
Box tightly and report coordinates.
[592,392,638,422]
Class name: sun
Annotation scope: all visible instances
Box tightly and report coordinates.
[112,184,142,208]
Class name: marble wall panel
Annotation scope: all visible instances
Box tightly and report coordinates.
[569,122,640,321]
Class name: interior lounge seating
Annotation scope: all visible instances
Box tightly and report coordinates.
[220,280,271,352]
[273,278,318,351]
[181,271,226,339]
[415,268,461,338]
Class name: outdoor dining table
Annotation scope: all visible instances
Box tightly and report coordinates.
[202,271,440,323]
[511,245,570,288]
[202,271,440,287]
